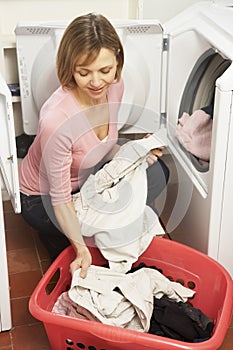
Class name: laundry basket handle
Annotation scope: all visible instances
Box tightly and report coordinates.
[29,246,74,319]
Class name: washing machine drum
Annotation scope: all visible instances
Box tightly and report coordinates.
[179,48,231,116]
[178,48,231,172]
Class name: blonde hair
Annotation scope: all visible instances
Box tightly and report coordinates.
[57,13,124,89]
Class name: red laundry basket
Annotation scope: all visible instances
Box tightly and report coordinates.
[29,237,233,350]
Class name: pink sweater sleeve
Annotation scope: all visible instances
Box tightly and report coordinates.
[39,113,74,205]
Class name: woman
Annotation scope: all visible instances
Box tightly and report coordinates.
[19,13,169,278]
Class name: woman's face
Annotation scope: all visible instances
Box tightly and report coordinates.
[73,47,118,101]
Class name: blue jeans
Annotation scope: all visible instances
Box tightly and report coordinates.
[20,158,169,261]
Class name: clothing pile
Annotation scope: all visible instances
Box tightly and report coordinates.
[72,129,167,273]
[52,263,214,342]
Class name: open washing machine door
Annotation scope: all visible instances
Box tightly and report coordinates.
[0,73,21,214]
[117,3,233,199]
[163,1,233,198]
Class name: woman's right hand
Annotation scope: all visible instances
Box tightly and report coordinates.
[53,202,92,278]
[69,244,92,278]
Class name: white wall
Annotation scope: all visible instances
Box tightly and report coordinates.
[137,0,211,22]
[0,0,216,40]
[0,0,137,36]
[0,0,217,37]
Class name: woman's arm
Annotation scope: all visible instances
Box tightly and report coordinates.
[53,201,92,278]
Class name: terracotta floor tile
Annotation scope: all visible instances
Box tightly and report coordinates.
[40,259,52,274]
[12,324,51,350]
[7,248,40,274]
[5,227,35,251]
[11,297,38,327]
[9,270,43,298]
[229,314,233,327]
[4,212,30,231]
[3,200,14,213]
[219,325,233,349]
[0,331,11,347]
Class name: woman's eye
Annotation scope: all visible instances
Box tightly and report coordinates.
[101,69,111,74]
[77,68,111,76]
[79,72,88,77]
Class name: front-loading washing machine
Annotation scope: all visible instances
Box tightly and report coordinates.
[13,1,233,280]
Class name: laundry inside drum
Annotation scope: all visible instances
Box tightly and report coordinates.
[177,49,231,172]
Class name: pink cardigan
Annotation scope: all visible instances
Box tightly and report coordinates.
[19,80,124,205]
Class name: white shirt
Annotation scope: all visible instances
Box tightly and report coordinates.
[73,130,167,272]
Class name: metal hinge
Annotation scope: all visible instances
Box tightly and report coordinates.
[163,37,169,51]
[160,112,167,126]
[7,155,13,162]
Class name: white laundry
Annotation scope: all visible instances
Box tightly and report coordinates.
[73,130,167,272]
[68,265,195,332]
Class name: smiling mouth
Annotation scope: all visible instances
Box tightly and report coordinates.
[88,87,105,94]
[92,88,102,91]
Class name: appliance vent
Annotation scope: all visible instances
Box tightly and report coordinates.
[25,27,52,35]
[126,25,160,34]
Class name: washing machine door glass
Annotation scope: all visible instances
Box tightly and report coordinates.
[0,73,21,213]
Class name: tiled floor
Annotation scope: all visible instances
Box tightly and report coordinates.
[0,200,232,349]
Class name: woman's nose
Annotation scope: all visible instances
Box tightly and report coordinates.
[90,73,101,87]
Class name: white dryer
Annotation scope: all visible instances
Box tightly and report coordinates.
[14,1,233,277]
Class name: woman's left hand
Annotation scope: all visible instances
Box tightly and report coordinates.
[144,134,164,166]
[147,148,164,166]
